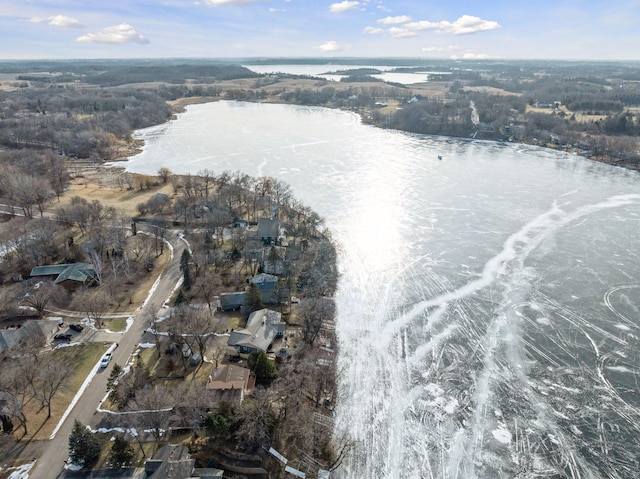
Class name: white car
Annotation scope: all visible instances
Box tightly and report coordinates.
[99,352,112,368]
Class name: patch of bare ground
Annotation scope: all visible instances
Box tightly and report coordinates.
[51,174,175,218]
[461,85,521,96]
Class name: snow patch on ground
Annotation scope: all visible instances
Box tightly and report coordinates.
[54,341,81,350]
[138,342,156,348]
[64,461,83,471]
[536,317,551,325]
[5,460,35,479]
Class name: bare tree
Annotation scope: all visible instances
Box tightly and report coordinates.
[299,297,335,345]
[72,288,112,329]
[128,385,174,444]
[170,305,223,374]
[0,360,33,436]
[27,357,69,418]
[157,167,172,184]
[21,280,55,317]
[143,303,163,353]
[194,274,221,311]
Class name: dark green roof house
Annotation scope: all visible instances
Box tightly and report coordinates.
[30,263,95,289]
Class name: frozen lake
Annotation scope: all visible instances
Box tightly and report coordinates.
[122,101,640,478]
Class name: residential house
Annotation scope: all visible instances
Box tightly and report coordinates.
[206,364,255,403]
[145,445,223,479]
[262,245,286,275]
[29,263,95,290]
[218,292,246,312]
[249,273,289,304]
[227,308,285,357]
[0,319,58,354]
[257,217,281,245]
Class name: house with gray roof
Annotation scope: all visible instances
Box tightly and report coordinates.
[249,273,281,304]
[227,308,285,357]
[30,263,95,289]
[0,319,58,354]
[218,291,246,312]
[145,445,223,479]
[257,218,281,245]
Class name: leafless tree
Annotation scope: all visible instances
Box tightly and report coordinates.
[143,303,163,353]
[299,297,335,345]
[234,387,278,451]
[21,280,55,317]
[170,305,223,374]
[0,360,33,436]
[72,288,112,329]
[157,167,172,184]
[128,385,174,443]
[26,356,69,418]
[194,274,221,311]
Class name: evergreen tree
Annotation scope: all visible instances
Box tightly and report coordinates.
[174,289,188,307]
[245,283,263,312]
[180,249,192,290]
[69,419,100,468]
[107,364,122,407]
[108,434,134,468]
[253,351,277,385]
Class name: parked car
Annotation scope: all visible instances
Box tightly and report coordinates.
[69,323,84,332]
[54,333,72,341]
[99,352,112,368]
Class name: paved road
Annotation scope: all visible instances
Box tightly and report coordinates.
[25,228,187,479]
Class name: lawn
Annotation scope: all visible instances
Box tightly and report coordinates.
[18,343,108,442]
[102,317,128,332]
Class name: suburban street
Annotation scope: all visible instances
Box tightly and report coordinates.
[23,227,187,479]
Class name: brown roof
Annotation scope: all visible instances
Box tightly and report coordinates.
[207,364,250,390]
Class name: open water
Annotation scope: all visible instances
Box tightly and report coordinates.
[122,101,640,478]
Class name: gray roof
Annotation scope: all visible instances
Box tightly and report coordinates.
[145,445,223,479]
[228,308,284,353]
[257,218,280,239]
[250,273,278,286]
[30,262,94,284]
[219,292,246,310]
[0,320,58,354]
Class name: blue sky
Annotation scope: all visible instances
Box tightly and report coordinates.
[1,0,639,60]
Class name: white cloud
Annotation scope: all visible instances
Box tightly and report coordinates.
[389,27,416,38]
[377,15,411,25]
[75,24,149,44]
[28,15,83,29]
[422,45,461,52]
[205,0,263,4]
[377,5,392,12]
[439,15,501,35]
[363,26,385,35]
[408,15,501,35]
[313,40,343,52]
[451,51,502,60]
[329,1,360,13]
[48,15,84,29]
[405,20,438,31]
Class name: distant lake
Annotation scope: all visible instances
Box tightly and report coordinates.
[123,101,640,479]
[243,63,447,85]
